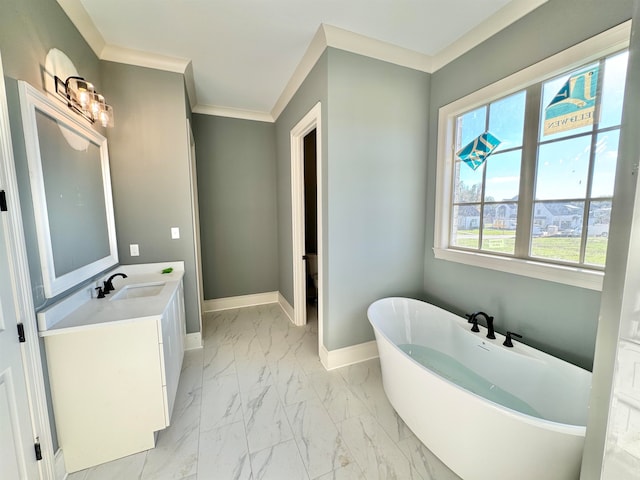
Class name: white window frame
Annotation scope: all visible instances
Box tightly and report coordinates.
[434,21,631,291]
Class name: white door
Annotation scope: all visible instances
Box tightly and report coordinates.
[0,193,40,479]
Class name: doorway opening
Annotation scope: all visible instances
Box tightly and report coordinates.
[303,129,318,327]
[290,102,323,357]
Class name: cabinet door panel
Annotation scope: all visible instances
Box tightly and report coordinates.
[160,283,185,425]
[45,319,165,472]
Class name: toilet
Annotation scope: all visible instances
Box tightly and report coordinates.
[306,253,318,301]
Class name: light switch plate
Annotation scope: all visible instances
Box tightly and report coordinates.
[171,227,180,239]
[130,244,139,256]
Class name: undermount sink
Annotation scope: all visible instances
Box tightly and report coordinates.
[110,282,165,300]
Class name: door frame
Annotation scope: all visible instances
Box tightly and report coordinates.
[0,52,55,478]
[290,103,323,344]
[186,118,204,344]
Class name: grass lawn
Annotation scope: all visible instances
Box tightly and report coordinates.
[453,230,608,266]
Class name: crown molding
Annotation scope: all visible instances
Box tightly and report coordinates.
[270,24,328,121]
[269,0,547,121]
[431,0,549,71]
[192,104,274,123]
[270,23,433,122]
[100,45,191,74]
[57,1,191,75]
[57,0,106,57]
[323,24,433,72]
[184,62,197,110]
[58,0,549,122]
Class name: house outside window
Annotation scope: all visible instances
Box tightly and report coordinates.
[434,22,631,291]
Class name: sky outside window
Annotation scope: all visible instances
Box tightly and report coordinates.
[450,49,627,268]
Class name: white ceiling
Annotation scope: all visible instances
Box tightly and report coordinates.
[57,0,547,121]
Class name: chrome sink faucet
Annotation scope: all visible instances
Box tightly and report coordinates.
[465,311,496,339]
[103,272,128,294]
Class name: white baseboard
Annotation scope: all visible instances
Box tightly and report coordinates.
[185,332,202,350]
[55,448,66,480]
[203,291,279,312]
[201,292,377,370]
[278,292,294,324]
[319,340,379,370]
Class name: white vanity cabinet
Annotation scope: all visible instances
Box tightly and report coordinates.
[159,280,186,424]
[38,264,186,473]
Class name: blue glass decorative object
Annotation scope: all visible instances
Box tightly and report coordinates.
[456,132,501,170]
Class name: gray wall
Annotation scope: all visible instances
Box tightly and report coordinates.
[193,114,278,299]
[276,49,430,350]
[101,61,200,334]
[424,0,635,370]
[276,51,328,307]
[200,47,430,353]
[324,49,430,349]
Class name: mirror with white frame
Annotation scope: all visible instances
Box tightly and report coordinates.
[18,81,117,298]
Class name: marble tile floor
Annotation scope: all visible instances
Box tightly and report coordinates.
[68,303,460,480]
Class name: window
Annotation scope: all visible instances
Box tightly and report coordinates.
[435,22,631,290]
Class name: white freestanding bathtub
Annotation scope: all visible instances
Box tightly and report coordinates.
[367,297,592,480]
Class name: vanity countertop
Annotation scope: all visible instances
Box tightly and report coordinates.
[38,262,185,337]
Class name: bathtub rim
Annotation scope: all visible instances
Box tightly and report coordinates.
[368,296,589,436]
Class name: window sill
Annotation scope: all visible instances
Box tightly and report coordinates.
[432,247,604,291]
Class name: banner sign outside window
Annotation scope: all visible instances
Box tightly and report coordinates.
[456,132,501,171]
[544,66,599,135]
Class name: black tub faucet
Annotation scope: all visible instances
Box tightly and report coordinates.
[503,331,522,347]
[465,313,480,332]
[103,272,128,294]
[465,311,496,339]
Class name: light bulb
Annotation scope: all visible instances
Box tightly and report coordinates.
[99,105,114,128]
[99,111,112,128]
[60,77,112,126]
[91,94,104,116]
[78,90,90,109]
[70,78,94,109]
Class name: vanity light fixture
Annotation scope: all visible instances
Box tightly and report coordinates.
[54,76,114,127]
